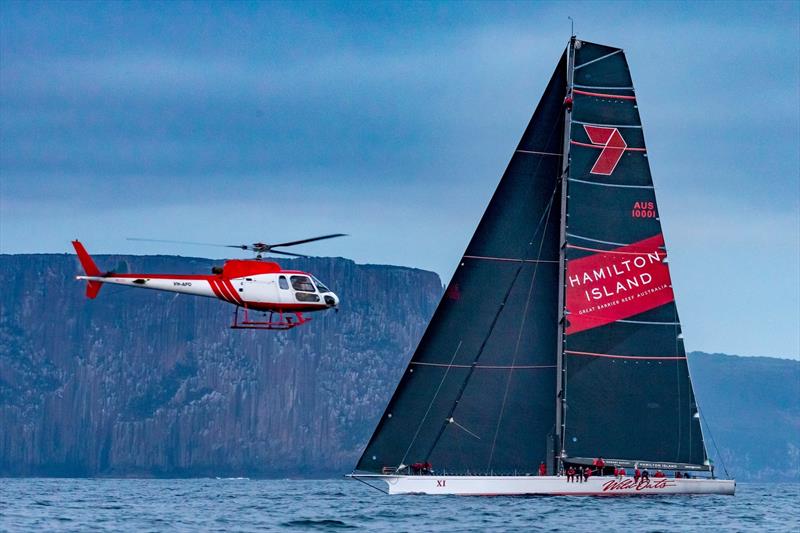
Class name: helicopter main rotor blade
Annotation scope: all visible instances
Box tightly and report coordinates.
[269,233,348,248]
[127,237,244,249]
[267,249,308,258]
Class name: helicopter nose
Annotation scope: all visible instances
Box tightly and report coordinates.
[324,293,339,308]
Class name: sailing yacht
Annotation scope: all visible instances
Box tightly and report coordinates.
[350,38,735,496]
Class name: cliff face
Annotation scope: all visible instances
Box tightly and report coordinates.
[0,254,441,476]
[1,254,797,480]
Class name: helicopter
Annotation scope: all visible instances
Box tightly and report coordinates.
[71,234,345,330]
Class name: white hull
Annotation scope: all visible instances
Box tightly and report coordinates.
[351,474,735,496]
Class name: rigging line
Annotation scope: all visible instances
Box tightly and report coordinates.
[566,233,665,249]
[698,403,731,478]
[515,149,562,156]
[487,180,557,470]
[411,362,556,369]
[565,350,686,361]
[399,341,463,467]
[463,255,558,263]
[570,140,647,152]
[571,120,643,129]
[566,243,666,256]
[573,49,622,70]
[568,177,653,189]
[573,84,634,90]
[349,474,389,495]
[451,419,482,440]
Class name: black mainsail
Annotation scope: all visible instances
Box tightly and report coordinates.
[560,40,707,470]
[356,39,710,477]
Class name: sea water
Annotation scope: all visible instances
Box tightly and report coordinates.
[1,478,797,532]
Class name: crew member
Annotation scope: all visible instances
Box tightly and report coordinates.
[654,470,665,478]
[583,466,592,482]
[593,457,606,476]
[566,466,576,482]
[538,462,547,476]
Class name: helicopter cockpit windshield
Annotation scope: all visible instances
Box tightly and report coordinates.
[311,276,331,294]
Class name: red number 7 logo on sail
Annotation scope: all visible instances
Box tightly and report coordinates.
[584,125,627,175]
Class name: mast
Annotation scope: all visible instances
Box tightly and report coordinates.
[553,35,575,475]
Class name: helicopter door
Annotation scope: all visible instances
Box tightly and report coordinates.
[241,277,279,304]
[277,275,293,304]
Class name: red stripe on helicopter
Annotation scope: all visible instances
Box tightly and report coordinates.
[208,279,226,301]
[223,279,244,304]
[218,280,239,304]
[212,279,235,304]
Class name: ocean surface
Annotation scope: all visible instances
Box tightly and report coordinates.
[1,478,797,532]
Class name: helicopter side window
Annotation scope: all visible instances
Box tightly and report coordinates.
[290,275,316,292]
[278,276,289,290]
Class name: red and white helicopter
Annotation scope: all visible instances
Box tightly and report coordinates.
[72,234,344,330]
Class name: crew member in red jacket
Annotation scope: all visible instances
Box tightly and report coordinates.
[538,462,547,476]
[593,457,606,476]
[566,466,576,482]
[634,466,641,482]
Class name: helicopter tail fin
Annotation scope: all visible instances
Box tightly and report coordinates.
[72,240,103,299]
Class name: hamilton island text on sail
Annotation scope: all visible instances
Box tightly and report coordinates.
[568,250,663,302]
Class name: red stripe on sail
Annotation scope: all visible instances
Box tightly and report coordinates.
[570,140,647,152]
[565,234,675,334]
[566,350,686,360]
[573,89,637,100]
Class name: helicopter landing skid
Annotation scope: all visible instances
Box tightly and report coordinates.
[230,306,309,330]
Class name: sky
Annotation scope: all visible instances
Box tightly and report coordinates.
[1,0,798,358]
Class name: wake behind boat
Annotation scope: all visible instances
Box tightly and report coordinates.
[350,37,735,496]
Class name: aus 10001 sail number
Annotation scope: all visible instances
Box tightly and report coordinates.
[631,201,657,218]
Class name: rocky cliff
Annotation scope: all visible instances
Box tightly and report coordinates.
[1,254,797,480]
[0,253,441,477]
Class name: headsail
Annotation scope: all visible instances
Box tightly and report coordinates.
[560,41,708,469]
[356,53,567,475]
